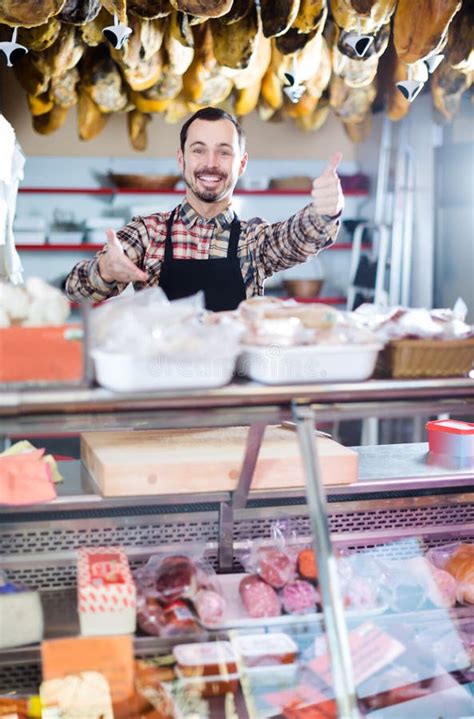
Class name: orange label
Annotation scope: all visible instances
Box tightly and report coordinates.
[41,635,134,704]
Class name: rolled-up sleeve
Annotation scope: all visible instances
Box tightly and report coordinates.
[249,204,340,282]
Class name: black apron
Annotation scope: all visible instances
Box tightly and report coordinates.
[159,208,247,312]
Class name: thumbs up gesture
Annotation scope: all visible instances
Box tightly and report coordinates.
[311,152,344,218]
[98,229,148,284]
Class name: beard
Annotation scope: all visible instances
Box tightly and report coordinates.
[183,161,233,204]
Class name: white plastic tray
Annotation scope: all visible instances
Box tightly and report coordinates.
[202,573,387,630]
[238,343,383,384]
[92,349,236,392]
[48,231,84,245]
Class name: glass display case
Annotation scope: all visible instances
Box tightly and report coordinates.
[0,378,473,717]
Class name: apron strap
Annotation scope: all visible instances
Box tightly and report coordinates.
[227,214,241,260]
[163,207,177,261]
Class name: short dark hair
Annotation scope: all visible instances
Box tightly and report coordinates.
[180,107,246,153]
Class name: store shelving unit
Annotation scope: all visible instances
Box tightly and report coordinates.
[1,377,473,713]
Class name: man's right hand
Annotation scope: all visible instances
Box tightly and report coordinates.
[98,229,148,284]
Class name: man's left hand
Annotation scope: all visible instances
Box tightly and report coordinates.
[311,152,344,218]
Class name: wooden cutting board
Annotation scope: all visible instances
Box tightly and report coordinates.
[81,426,358,497]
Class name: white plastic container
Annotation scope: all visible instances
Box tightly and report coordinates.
[238,343,383,384]
[231,632,298,667]
[86,217,125,245]
[48,231,84,245]
[92,349,236,392]
[14,230,46,245]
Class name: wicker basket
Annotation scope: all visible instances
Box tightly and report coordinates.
[377,337,474,379]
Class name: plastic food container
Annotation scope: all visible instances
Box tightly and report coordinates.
[426,420,474,458]
[175,667,239,697]
[92,350,236,392]
[48,231,84,245]
[238,344,382,384]
[231,632,298,667]
[173,641,237,678]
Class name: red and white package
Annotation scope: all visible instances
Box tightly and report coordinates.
[77,547,136,636]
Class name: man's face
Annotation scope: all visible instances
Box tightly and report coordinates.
[178,118,248,204]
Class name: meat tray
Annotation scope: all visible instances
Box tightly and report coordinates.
[199,573,387,630]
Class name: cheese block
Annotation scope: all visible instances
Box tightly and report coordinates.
[40,671,114,719]
[0,587,44,649]
[80,426,357,497]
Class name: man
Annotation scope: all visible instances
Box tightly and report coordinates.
[66,107,344,312]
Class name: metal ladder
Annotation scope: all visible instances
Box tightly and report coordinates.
[346,117,416,444]
[347,116,415,312]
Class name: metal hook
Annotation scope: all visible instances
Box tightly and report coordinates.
[424,53,444,74]
[343,31,374,58]
[103,13,133,50]
[0,27,28,68]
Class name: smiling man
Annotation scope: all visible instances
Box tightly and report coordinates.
[66,107,344,311]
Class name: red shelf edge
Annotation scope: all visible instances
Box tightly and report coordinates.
[17,244,102,251]
[18,187,368,197]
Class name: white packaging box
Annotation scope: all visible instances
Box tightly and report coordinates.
[48,231,84,245]
[92,349,237,392]
[77,547,136,636]
[238,343,383,384]
[14,231,47,245]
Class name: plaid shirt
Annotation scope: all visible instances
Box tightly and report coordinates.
[65,200,339,302]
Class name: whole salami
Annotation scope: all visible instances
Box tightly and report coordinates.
[239,575,281,618]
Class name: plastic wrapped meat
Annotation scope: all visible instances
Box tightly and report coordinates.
[445,544,474,604]
[256,547,295,589]
[136,596,200,637]
[239,575,281,618]
[297,548,318,581]
[281,580,319,614]
[427,565,457,608]
[154,555,198,603]
[343,576,378,610]
[194,589,226,627]
[136,596,165,636]
[159,600,201,637]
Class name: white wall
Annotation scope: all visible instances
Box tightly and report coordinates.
[434,95,474,320]
[354,96,444,309]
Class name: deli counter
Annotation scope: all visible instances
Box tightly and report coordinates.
[0,377,473,718]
